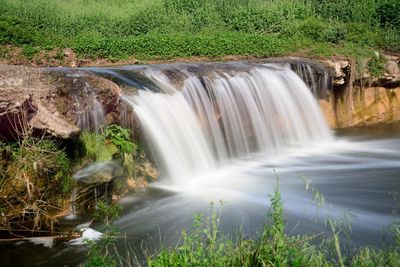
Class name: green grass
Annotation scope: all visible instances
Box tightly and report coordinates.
[0,0,399,62]
[88,178,400,266]
[143,185,400,267]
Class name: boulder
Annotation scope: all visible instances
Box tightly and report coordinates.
[74,161,121,185]
[385,61,399,76]
[0,65,121,140]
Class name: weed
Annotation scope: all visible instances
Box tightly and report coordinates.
[22,45,40,60]
[86,201,123,267]
[87,173,400,266]
[368,55,386,77]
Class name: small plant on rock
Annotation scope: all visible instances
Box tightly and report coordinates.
[104,125,136,154]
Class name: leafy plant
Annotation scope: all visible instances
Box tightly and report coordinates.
[104,125,136,154]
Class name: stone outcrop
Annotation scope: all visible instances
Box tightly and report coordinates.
[318,56,400,128]
[321,60,349,86]
[0,65,121,140]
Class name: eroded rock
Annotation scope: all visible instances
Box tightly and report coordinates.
[0,65,121,140]
[320,60,349,86]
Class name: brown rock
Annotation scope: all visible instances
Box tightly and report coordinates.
[0,65,121,140]
[385,61,399,76]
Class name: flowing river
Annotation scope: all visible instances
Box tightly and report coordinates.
[2,62,400,266]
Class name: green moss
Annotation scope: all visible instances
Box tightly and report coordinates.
[79,131,113,162]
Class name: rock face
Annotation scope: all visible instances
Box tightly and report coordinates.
[0,65,121,140]
[321,60,349,86]
[329,85,400,128]
[318,57,400,128]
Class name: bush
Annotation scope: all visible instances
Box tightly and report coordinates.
[0,15,38,45]
[377,0,400,30]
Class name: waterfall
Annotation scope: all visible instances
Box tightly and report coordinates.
[88,62,333,184]
[77,97,105,133]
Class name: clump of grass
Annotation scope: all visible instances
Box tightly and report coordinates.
[86,201,123,267]
[0,136,74,230]
[368,56,386,77]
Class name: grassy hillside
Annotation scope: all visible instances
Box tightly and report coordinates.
[0,0,399,64]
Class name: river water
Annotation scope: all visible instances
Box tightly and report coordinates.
[2,62,400,266]
[2,122,400,266]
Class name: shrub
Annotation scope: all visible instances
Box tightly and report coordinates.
[0,15,38,45]
[377,0,400,30]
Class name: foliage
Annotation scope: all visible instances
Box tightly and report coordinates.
[368,56,386,77]
[146,180,331,267]
[79,125,136,162]
[0,0,398,62]
[22,44,40,60]
[142,177,400,267]
[72,33,283,60]
[147,201,231,267]
[377,0,400,30]
[104,125,136,154]
[0,15,39,45]
[79,131,114,162]
[0,136,74,229]
[86,201,123,267]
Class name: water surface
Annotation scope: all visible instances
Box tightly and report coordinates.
[2,123,400,267]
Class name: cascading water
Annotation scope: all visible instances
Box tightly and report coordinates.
[115,63,333,184]
[76,96,105,133]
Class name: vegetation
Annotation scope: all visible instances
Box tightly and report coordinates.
[104,125,137,154]
[78,125,135,162]
[0,120,142,235]
[77,124,153,196]
[0,133,74,231]
[0,0,398,65]
[86,178,400,266]
[86,201,123,267]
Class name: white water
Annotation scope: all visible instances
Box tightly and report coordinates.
[124,64,333,184]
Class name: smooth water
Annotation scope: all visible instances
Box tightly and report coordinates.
[2,123,400,266]
[1,62,399,266]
